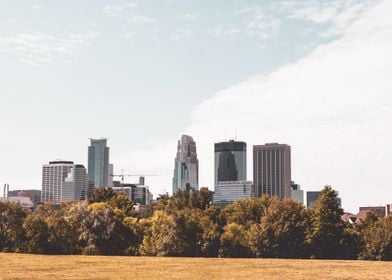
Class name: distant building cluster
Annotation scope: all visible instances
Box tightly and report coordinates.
[1,135,390,217]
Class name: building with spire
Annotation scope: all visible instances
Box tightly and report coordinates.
[172,135,199,194]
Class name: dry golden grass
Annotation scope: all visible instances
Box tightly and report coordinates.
[0,253,391,280]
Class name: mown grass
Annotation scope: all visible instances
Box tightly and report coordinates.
[0,253,391,280]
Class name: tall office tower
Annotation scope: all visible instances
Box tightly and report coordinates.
[214,140,247,185]
[172,135,199,194]
[41,161,74,203]
[88,138,110,188]
[253,143,291,199]
[62,164,90,202]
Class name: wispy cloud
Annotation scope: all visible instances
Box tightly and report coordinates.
[0,30,98,66]
[283,0,373,37]
[208,6,280,40]
[102,2,139,18]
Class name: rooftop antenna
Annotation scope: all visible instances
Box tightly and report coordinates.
[235,128,237,141]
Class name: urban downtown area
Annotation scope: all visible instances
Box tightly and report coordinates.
[2,136,389,223]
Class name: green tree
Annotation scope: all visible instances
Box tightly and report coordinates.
[0,202,27,252]
[361,215,392,260]
[248,198,309,258]
[219,223,252,257]
[307,186,350,259]
[23,214,50,253]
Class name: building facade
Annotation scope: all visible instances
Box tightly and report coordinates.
[291,181,304,204]
[214,140,247,185]
[172,135,199,193]
[213,180,253,207]
[88,138,110,188]
[62,164,90,202]
[8,189,41,209]
[253,143,291,199]
[41,161,74,204]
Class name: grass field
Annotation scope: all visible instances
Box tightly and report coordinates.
[1,253,391,280]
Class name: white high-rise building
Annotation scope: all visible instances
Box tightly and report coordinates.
[62,164,90,202]
[41,161,74,204]
[172,135,199,193]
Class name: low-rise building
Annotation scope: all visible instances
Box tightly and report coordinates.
[213,180,253,207]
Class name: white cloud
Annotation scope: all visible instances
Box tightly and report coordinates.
[208,6,280,40]
[0,30,98,66]
[169,28,191,42]
[184,0,392,211]
[285,0,373,37]
[102,2,139,18]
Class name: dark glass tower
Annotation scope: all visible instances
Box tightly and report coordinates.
[214,140,247,185]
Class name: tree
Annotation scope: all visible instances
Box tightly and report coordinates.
[248,198,309,258]
[307,186,351,259]
[0,202,26,252]
[219,223,252,257]
[23,214,50,253]
[361,216,392,260]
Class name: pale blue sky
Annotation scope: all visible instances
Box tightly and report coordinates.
[2,0,390,212]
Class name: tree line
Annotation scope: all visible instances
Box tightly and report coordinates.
[1,186,391,260]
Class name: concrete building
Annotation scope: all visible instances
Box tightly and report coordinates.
[291,181,304,204]
[62,164,90,202]
[213,180,253,207]
[172,135,199,193]
[253,143,291,199]
[0,196,34,209]
[41,161,74,204]
[215,140,247,185]
[88,138,111,188]
[8,189,41,209]
[112,184,153,205]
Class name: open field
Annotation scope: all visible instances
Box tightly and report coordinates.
[1,253,391,280]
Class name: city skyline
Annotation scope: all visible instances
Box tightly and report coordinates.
[1,0,392,212]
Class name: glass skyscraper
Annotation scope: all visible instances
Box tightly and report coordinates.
[88,138,110,188]
[172,135,199,194]
[214,140,247,185]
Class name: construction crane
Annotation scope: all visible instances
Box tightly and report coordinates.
[110,170,157,185]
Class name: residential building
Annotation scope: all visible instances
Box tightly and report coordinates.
[291,181,304,204]
[213,180,253,207]
[88,138,111,188]
[358,206,386,219]
[253,143,291,199]
[214,140,247,185]
[41,161,74,204]
[172,135,199,193]
[62,164,90,202]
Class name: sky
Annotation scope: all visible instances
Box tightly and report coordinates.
[0,0,391,212]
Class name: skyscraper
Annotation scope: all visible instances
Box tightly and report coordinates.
[62,164,90,202]
[172,135,199,193]
[253,143,291,199]
[41,161,74,203]
[214,140,247,185]
[88,138,110,188]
